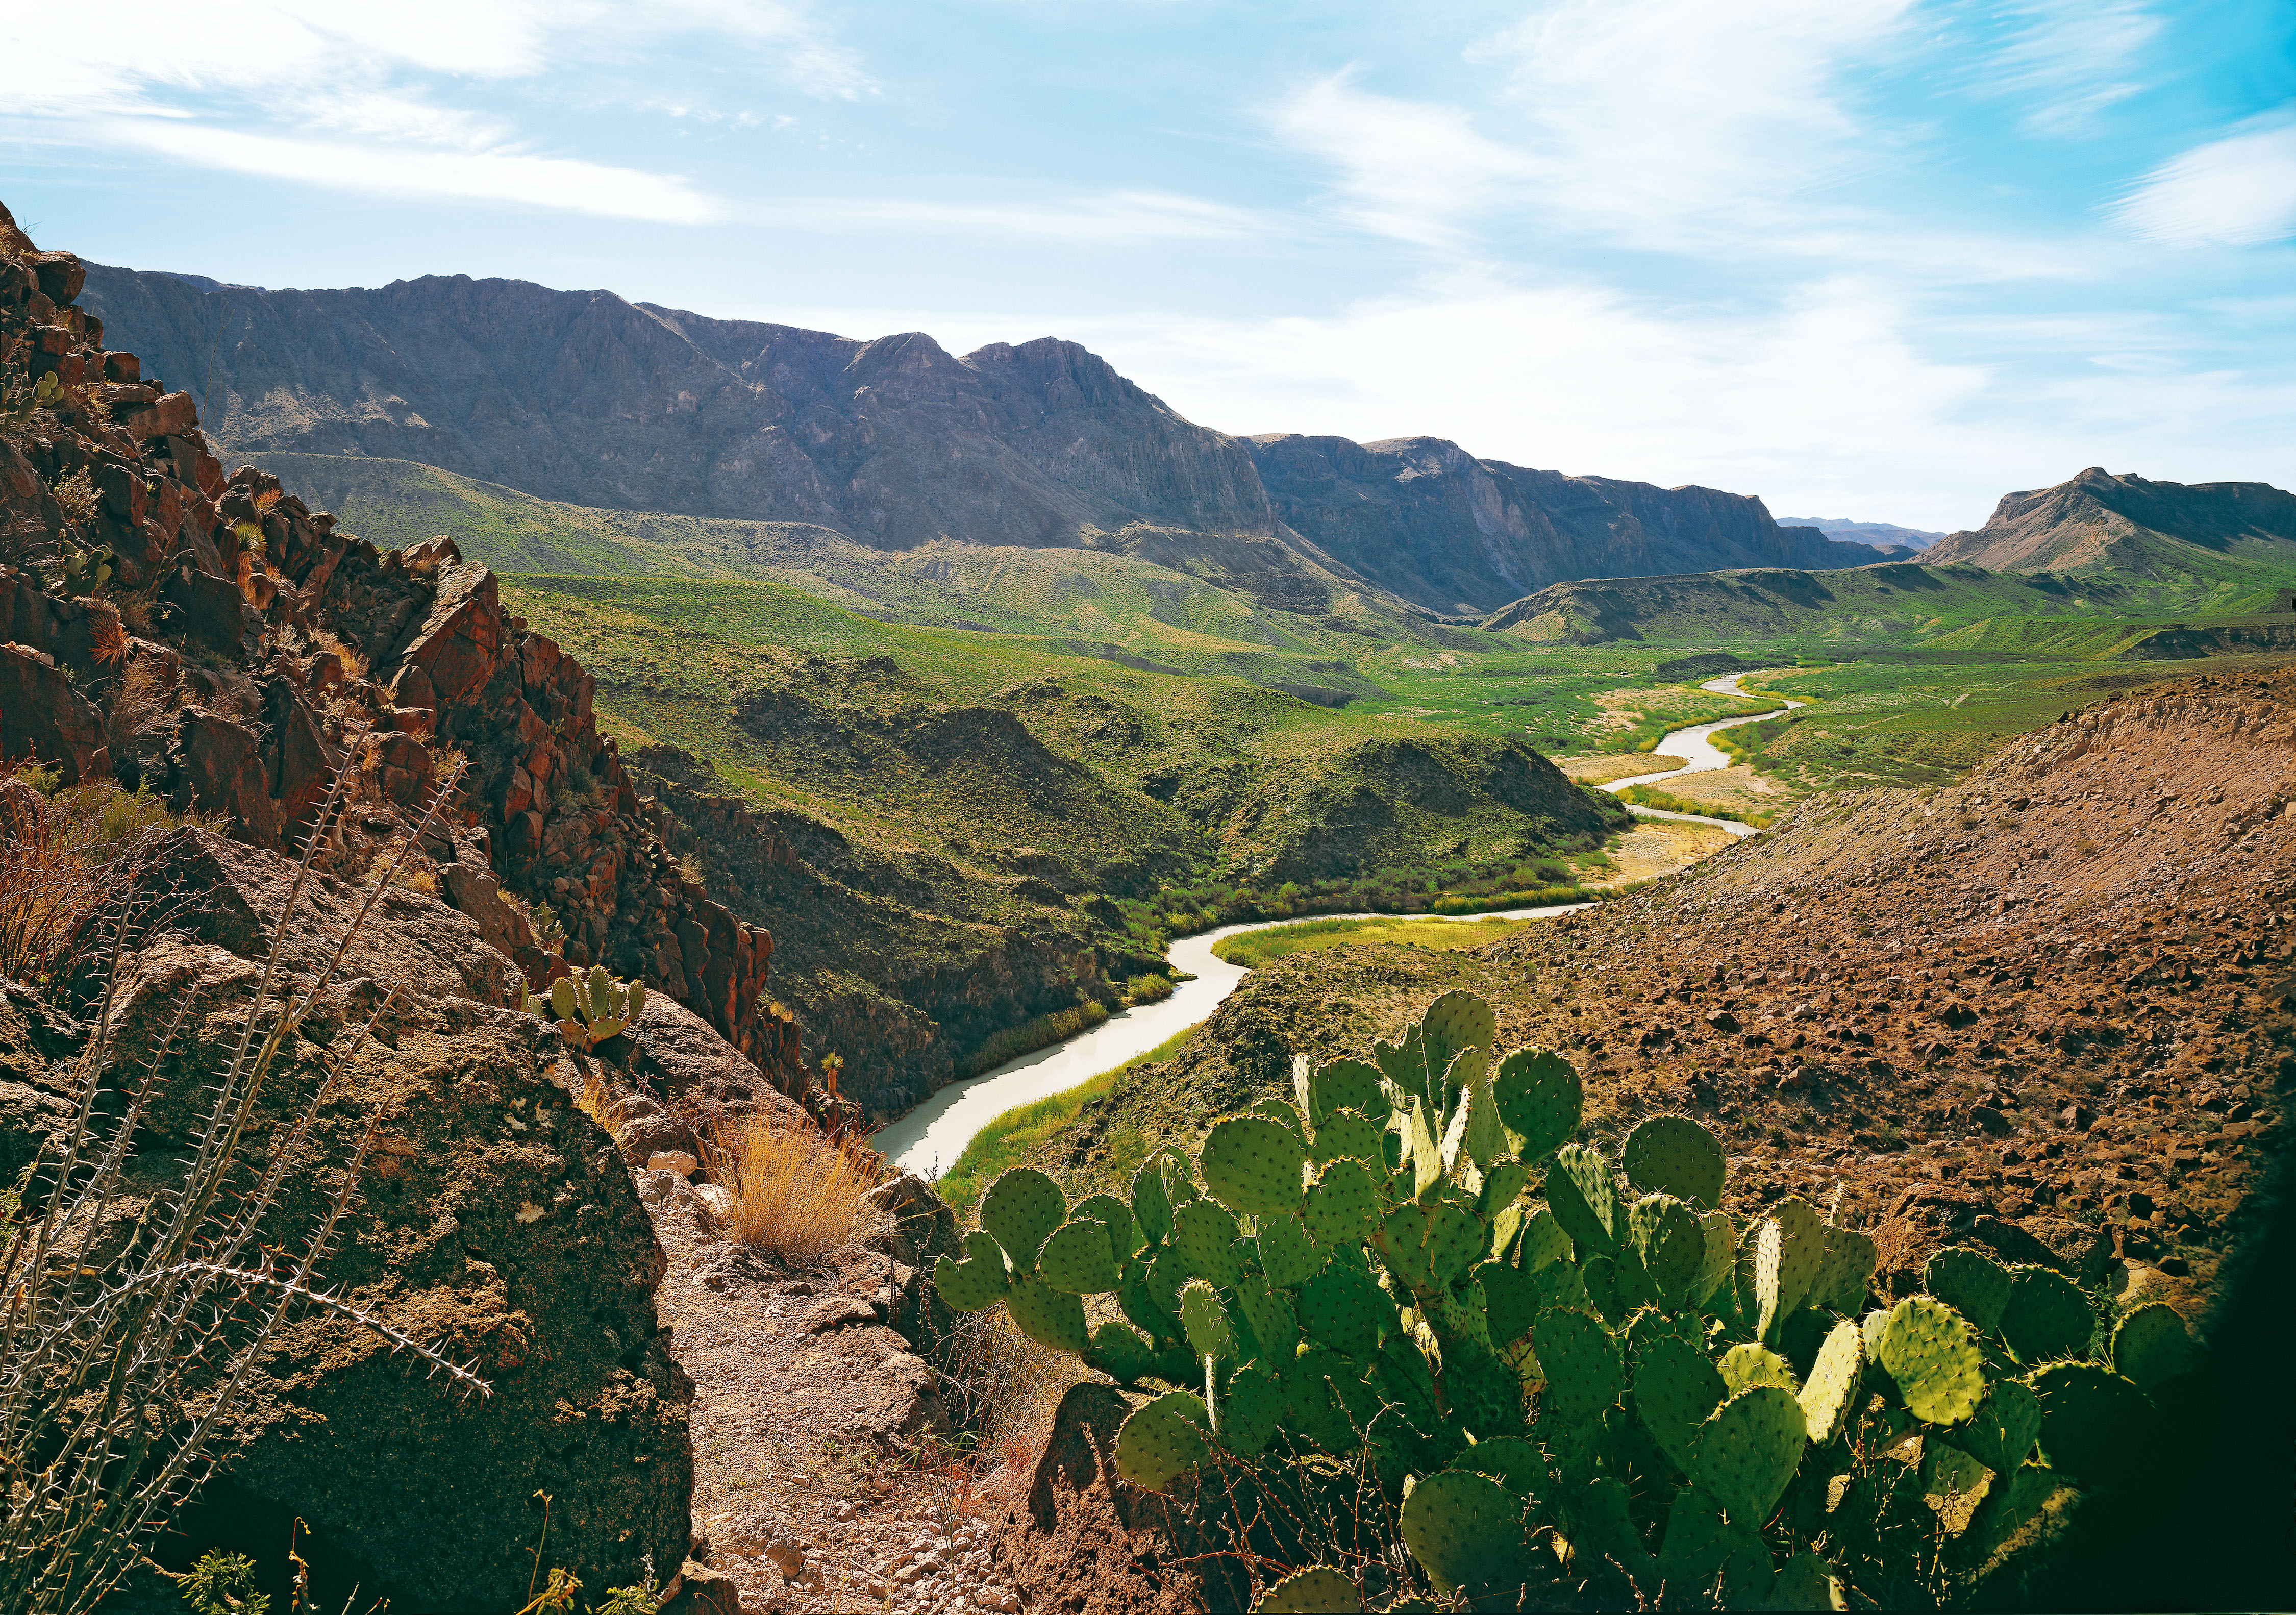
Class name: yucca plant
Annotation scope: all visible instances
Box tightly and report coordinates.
[0,759,491,1614]
[941,990,2193,1611]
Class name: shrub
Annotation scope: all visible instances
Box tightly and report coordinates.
[937,991,2188,1610]
[1124,972,1175,1005]
[709,1113,886,1257]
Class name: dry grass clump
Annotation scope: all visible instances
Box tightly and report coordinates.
[929,1307,1084,1487]
[708,1114,888,1257]
[0,765,216,989]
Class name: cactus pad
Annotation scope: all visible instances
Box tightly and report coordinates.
[1754,1196,1826,1341]
[1131,1155,1175,1246]
[1768,1551,1841,1611]
[2111,1301,2197,1392]
[1492,1047,1582,1161]
[1255,1568,1363,1614]
[1629,1194,1707,1304]
[2029,1361,2151,1486]
[1255,1209,1322,1289]
[1038,1218,1125,1295]
[1531,1309,1623,1424]
[1476,1260,1540,1352]
[1309,1057,1387,1125]
[1178,1278,1238,1363]
[1422,988,1498,1071]
[2000,1265,2092,1362]
[1923,1246,2014,1335]
[1119,1265,1180,1345]
[1245,1095,1307,1145]
[933,1230,1011,1312]
[1519,1207,1574,1273]
[1005,1273,1091,1354]
[1311,1108,1386,1167]
[1967,1461,2064,1562]
[1814,1223,1879,1316]
[980,1169,1066,1272]
[1694,1209,1736,1304]
[1544,1142,1619,1255]
[1690,1385,1808,1525]
[1719,1343,1800,1396]
[1113,1390,1211,1493]
[1623,1114,1728,1209]
[1478,1159,1531,1220]
[1172,1198,1243,1287]
[1071,1192,1137,1263]
[1203,1114,1308,1217]
[1400,1469,1526,1596]
[1220,1362,1284,1456]
[1878,1296,1985,1425]
[1145,1247,1189,1317]
[1234,1273,1300,1360]
[1305,1157,1378,1249]
[1960,1378,2041,1475]
[1086,1321,1158,1384]
[1798,1319,1864,1445]
[1453,1435,1549,1499]
[1456,1060,1505,1169]
[1633,1331,1728,1472]
[1300,1261,1389,1359]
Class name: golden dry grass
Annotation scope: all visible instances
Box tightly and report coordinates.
[710,1113,887,1257]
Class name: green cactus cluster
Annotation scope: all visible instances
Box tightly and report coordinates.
[527,964,645,1049]
[937,989,2194,1612]
[55,535,112,597]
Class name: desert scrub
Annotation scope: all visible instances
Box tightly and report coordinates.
[1122,972,1175,1005]
[936,990,2198,1611]
[709,1113,887,1257]
[1614,783,1775,828]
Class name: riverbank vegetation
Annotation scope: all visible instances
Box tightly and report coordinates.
[1614,783,1776,827]
[1208,913,1544,968]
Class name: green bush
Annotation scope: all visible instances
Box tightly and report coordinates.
[1614,785,1775,829]
[937,991,2188,1611]
[958,999,1112,1080]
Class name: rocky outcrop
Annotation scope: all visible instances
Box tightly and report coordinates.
[1924,467,2296,575]
[1,924,692,1611]
[84,263,1899,616]
[0,201,805,1097]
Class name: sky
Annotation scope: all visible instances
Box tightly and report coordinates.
[3,2,2293,530]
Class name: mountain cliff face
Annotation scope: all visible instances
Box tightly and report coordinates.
[84,264,1891,614]
[1924,467,2296,576]
[1247,434,1896,614]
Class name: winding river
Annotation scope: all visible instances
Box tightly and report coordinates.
[875,670,1804,1178]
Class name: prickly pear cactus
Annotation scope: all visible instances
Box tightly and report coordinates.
[926,987,2183,1611]
[529,966,646,1049]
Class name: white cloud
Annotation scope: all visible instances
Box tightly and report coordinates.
[0,0,863,217]
[1269,73,1534,246]
[99,120,724,223]
[770,189,1263,241]
[1983,0,2163,135]
[1470,0,1918,242]
[2115,114,2296,247]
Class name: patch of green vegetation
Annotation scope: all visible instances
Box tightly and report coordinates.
[958,1000,1112,1081]
[1209,913,1544,968]
[1615,784,1775,827]
[933,1024,1203,1219]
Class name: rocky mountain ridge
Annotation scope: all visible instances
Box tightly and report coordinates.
[1924,466,2296,576]
[80,264,1896,615]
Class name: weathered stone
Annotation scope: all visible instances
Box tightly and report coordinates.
[623,991,803,1121]
[618,1112,704,1170]
[168,711,282,844]
[139,828,518,1006]
[393,556,500,706]
[67,938,691,1610]
[0,642,109,784]
[439,862,537,959]
[648,1150,699,1178]
[159,561,262,659]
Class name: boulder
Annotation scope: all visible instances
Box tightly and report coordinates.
[392,557,500,707]
[440,862,538,959]
[0,641,109,784]
[139,828,519,1006]
[160,561,262,659]
[167,712,282,845]
[624,991,805,1122]
[69,938,692,1610]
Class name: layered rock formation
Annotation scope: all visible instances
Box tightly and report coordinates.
[1244,434,1899,615]
[81,264,1894,614]
[1925,467,2296,576]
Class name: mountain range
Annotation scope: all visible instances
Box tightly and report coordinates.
[1923,466,2296,576]
[80,265,1899,616]
[1774,515,1941,550]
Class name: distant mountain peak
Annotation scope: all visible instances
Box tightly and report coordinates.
[1923,469,2296,576]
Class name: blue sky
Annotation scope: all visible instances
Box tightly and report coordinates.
[4,1,2292,529]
